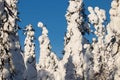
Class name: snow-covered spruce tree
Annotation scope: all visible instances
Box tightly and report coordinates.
[88,6,113,79]
[34,0,120,80]
[37,22,59,80]
[1,0,120,80]
[62,0,90,80]
[87,0,120,79]
[0,0,25,80]
[24,24,37,80]
[106,0,120,79]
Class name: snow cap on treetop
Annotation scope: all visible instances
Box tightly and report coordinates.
[25,24,32,30]
[38,22,44,28]
[111,0,118,9]
[88,6,93,13]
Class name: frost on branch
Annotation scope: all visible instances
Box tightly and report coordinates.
[24,24,37,80]
[37,22,59,80]
[0,0,25,80]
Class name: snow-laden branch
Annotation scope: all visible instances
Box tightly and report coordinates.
[106,0,120,79]
[87,1,120,79]
[37,22,59,80]
[24,24,37,80]
[88,6,106,74]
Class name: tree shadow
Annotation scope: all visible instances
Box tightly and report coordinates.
[64,55,81,80]
[37,69,55,80]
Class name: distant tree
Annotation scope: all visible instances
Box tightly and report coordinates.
[37,22,59,80]
[24,24,37,80]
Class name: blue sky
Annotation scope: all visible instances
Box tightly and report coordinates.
[18,0,112,61]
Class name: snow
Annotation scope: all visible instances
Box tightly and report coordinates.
[38,22,44,28]
[62,0,87,79]
[37,22,59,80]
[0,0,25,79]
[111,0,118,9]
[88,6,94,13]
[36,0,120,79]
[2,68,10,79]
[88,7,98,24]
[68,1,78,12]
[24,24,37,80]
[0,0,120,80]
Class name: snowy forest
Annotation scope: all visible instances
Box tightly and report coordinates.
[0,0,120,80]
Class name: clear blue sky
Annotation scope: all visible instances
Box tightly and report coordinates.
[18,0,112,61]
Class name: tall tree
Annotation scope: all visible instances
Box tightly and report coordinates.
[0,0,25,79]
[62,0,89,79]
[87,0,120,79]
